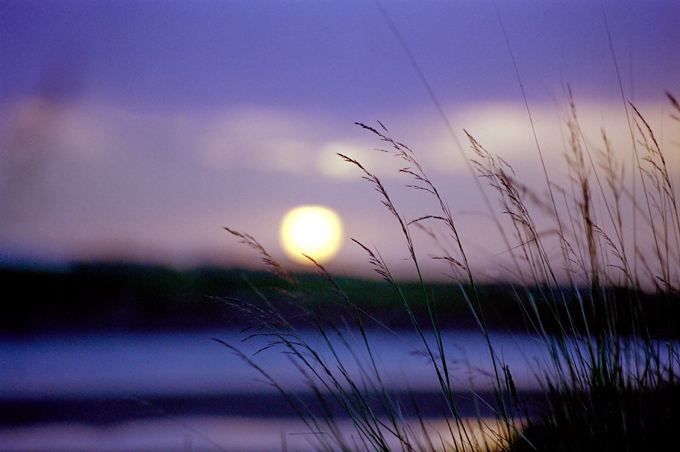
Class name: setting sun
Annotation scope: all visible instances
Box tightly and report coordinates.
[279,205,343,265]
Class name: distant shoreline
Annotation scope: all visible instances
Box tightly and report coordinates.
[0,389,547,427]
[2,262,677,337]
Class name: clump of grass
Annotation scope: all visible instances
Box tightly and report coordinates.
[496,92,680,452]
[220,92,679,452]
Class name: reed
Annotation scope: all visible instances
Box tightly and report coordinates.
[221,91,679,452]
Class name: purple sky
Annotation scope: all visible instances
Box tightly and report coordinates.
[1,0,678,282]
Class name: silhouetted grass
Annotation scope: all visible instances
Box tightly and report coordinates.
[223,91,679,452]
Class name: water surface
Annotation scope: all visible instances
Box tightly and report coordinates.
[0,329,555,451]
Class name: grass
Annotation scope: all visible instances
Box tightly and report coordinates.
[221,88,679,452]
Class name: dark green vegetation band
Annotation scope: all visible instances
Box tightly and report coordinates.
[2,262,677,337]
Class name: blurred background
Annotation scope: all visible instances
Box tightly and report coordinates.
[1,1,679,451]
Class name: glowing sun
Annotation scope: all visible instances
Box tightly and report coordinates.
[279,205,343,265]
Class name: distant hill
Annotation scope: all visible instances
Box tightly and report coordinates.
[1,261,677,337]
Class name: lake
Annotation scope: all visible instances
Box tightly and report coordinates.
[0,328,577,452]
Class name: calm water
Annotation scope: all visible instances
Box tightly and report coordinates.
[0,329,570,452]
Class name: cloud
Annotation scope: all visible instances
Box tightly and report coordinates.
[316,141,382,179]
[198,107,313,171]
[1,95,676,280]
[196,106,411,179]
[437,98,680,183]
[7,97,672,186]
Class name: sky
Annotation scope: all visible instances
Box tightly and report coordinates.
[1,0,678,282]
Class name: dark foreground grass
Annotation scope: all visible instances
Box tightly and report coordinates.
[223,91,680,452]
[510,383,680,452]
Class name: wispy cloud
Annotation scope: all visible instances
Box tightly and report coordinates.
[1,92,677,275]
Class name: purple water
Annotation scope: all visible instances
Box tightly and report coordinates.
[1,329,547,397]
[0,329,551,452]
